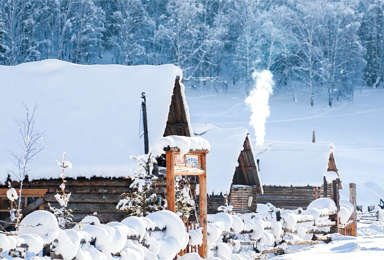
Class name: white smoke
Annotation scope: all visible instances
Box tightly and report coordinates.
[245,70,274,146]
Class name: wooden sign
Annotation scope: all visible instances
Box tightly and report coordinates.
[166,149,208,258]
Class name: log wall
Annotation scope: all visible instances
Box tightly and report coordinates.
[3,177,132,223]
[229,185,257,213]
[257,185,318,209]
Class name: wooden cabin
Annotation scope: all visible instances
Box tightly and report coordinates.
[193,124,263,214]
[255,141,341,210]
[0,60,192,223]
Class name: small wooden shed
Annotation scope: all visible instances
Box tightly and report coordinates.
[0,60,192,223]
[193,124,263,214]
[255,141,341,209]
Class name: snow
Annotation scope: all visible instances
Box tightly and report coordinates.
[0,59,186,182]
[153,136,210,156]
[18,211,60,244]
[324,171,339,182]
[193,124,258,194]
[307,198,337,214]
[186,87,384,208]
[255,141,334,186]
[147,210,189,260]
[7,188,18,201]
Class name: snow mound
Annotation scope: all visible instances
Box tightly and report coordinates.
[18,210,60,244]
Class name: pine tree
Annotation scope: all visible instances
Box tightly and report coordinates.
[117,154,165,217]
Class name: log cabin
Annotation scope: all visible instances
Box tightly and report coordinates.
[255,141,341,210]
[193,124,263,214]
[0,59,192,223]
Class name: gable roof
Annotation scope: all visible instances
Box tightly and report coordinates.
[0,59,192,182]
[255,141,336,186]
[193,124,262,194]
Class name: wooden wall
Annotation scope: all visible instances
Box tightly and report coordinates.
[229,185,258,213]
[257,185,318,209]
[3,177,132,223]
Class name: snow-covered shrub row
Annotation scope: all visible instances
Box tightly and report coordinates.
[204,198,353,259]
[0,210,194,260]
[0,198,354,260]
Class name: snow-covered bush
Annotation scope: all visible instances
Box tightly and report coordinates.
[175,175,195,221]
[117,154,165,217]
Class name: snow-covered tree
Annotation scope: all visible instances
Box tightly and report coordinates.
[359,2,384,88]
[117,154,165,217]
[109,0,149,65]
[155,0,203,78]
[175,176,195,221]
[69,0,104,63]
[48,152,74,229]
[0,10,9,63]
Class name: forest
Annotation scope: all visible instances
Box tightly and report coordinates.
[0,0,383,106]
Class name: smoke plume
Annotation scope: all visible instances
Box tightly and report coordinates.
[245,70,274,146]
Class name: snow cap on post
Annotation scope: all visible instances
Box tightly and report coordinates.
[153,136,210,156]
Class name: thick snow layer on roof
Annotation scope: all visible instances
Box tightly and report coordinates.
[255,141,334,186]
[193,124,250,194]
[153,136,210,156]
[0,59,187,182]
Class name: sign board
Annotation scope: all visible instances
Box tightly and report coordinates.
[174,154,200,168]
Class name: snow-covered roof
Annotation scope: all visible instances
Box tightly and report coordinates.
[255,141,335,186]
[193,124,261,194]
[0,59,191,182]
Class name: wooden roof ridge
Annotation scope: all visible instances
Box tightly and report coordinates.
[163,78,192,137]
[232,134,263,194]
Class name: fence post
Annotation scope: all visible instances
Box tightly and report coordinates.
[349,183,357,237]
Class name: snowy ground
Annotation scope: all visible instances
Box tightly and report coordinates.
[186,86,384,209]
[273,222,384,259]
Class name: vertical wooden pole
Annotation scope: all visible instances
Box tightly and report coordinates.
[166,151,175,212]
[349,183,357,237]
[330,179,340,233]
[323,176,328,198]
[199,153,208,258]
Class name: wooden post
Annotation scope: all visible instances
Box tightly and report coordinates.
[349,183,357,237]
[199,153,208,258]
[330,179,340,233]
[166,150,175,212]
[141,92,149,154]
[323,176,327,198]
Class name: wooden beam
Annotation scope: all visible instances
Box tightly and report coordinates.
[238,154,249,184]
[174,170,205,176]
[236,166,256,170]
[166,151,175,212]
[199,154,208,258]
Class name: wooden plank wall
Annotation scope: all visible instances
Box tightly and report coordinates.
[229,185,258,213]
[6,177,131,223]
[257,185,318,209]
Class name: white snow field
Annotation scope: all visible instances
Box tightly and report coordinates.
[186,86,384,209]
